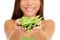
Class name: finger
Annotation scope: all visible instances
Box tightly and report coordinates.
[30,27,39,32]
[33,27,40,30]
[16,26,26,32]
[37,26,41,29]
[37,21,41,25]
[31,28,39,33]
[20,27,27,32]
[15,26,21,30]
[31,29,34,32]
[16,19,21,26]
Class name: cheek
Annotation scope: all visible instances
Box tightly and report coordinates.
[20,1,41,16]
[36,2,41,10]
[20,1,26,11]
[32,3,40,15]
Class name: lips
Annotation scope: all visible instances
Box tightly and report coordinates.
[25,7,35,12]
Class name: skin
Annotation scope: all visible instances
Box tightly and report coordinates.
[20,0,40,17]
[4,20,55,40]
[4,0,55,40]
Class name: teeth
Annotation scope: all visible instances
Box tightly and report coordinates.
[26,8,34,12]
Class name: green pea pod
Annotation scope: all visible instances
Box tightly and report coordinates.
[33,18,40,27]
[18,15,43,32]
[27,23,32,30]
[35,15,40,19]
[27,23,33,32]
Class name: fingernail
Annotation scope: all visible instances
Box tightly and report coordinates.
[31,30,33,32]
[16,20,20,24]
[37,26,41,29]
[33,27,37,29]
[21,28,25,30]
[25,27,26,29]
[33,27,39,29]
[37,27,39,29]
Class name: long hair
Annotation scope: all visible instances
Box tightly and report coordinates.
[12,0,44,20]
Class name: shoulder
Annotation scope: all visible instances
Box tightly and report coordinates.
[4,19,16,26]
[44,19,55,27]
[43,19,55,37]
[43,19,55,26]
[4,19,16,37]
[4,19,16,30]
[43,19,55,28]
[44,19,55,29]
[4,19,16,32]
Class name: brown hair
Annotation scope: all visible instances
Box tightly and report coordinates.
[12,0,44,20]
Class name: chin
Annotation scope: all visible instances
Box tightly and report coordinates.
[27,15,32,17]
[26,14,34,17]
[26,13,35,16]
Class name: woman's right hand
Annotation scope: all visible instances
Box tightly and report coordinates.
[8,19,27,40]
[15,19,26,32]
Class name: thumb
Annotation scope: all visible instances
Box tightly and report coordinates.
[16,19,21,26]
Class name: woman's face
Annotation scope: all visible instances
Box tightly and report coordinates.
[20,0,41,17]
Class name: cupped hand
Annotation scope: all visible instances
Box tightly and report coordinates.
[31,20,42,32]
[15,19,26,32]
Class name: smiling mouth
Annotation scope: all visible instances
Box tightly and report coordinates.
[25,7,35,12]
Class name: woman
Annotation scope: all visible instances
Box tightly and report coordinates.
[4,0,55,40]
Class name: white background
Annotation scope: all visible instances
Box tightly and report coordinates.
[0,0,60,40]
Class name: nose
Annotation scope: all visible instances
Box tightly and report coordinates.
[27,0,33,6]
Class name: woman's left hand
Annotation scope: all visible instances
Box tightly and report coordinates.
[31,20,42,32]
[30,21,50,40]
